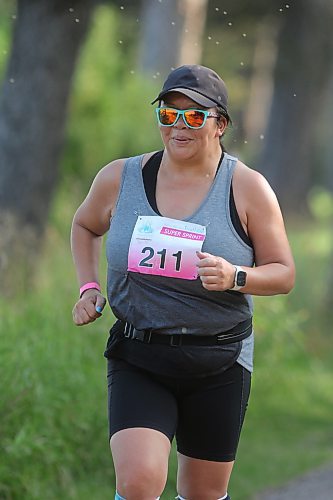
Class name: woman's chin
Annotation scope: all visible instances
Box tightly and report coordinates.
[167,141,197,159]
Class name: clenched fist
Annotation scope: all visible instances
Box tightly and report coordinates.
[72,289,107,326]
[196,251,235,291]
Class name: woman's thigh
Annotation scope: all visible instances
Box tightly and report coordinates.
[107,358,178,440]
[176,362,251,462]
[176,363,251,498]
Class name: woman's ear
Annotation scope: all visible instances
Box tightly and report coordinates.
[217,117,227,136]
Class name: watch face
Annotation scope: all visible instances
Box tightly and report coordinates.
[237,271,247,287]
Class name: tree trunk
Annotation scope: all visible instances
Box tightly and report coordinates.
[138,0,183,77]
[138,0,209,84]
[138,0,208,77]
[322,70,333,311]
[243,17,279,144]
[177,0,208,66]
[258,0,333,214]
[0,0,97,294]
[320,70,333,193]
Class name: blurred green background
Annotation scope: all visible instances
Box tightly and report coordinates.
[0,1,333,499]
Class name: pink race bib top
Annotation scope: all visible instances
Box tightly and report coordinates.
[127,215,206,280]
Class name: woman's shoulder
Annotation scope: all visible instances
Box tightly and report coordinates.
[98,150,160,180]
[232,159,280,218]
[98,157,128,183]
[234,159,275,194]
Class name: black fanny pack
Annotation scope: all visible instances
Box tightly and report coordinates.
[122,317,252,347]
[104,318,252,378]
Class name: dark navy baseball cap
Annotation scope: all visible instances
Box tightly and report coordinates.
[152,64,230,121]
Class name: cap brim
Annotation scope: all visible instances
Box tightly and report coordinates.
[160,88,217,108]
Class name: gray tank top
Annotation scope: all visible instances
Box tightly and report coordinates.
[106,153,255,371]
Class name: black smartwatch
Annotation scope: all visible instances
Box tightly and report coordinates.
[230,265,247,291]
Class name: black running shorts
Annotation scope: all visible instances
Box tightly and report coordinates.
[107,358,251,462]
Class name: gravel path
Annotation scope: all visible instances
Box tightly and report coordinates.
[255,462,333,500]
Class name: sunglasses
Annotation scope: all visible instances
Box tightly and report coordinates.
[156,107,219,129]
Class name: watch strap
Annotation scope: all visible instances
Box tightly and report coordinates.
[230,265,246,291]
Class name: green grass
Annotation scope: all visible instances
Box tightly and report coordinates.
[1,218,333,499]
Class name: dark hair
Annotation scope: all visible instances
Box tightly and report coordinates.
[216,106,230,148]
[216,106,230,125]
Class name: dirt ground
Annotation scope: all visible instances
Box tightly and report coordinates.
[255,462,333,500]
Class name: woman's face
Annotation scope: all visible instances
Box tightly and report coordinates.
[158,92,226,161]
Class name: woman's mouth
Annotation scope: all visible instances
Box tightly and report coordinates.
[172,136,192,143]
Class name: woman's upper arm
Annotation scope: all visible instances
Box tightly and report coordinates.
[73,158,125,236]
[235,163,295,270]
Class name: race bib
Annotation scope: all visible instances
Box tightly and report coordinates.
[127,216,206,280]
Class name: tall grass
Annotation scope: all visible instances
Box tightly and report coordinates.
[0,236,112,499]
[1,213,333,499]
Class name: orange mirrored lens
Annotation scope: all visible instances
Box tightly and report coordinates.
[159,108,178,125]
[184,110,205,127]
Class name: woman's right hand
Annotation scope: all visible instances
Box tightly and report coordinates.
[72,289,107,326]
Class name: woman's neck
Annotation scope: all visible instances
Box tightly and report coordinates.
[161,145,223,179]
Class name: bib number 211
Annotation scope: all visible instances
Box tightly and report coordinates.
[139,246,182,272]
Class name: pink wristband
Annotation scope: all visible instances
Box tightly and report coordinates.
[80,282,101,298]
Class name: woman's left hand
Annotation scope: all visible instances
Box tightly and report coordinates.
[196,251,235,291]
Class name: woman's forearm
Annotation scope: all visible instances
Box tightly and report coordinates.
[71,219,103,287]
[239,262,295,296]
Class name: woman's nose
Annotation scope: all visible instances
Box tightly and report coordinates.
[174,114,186,128]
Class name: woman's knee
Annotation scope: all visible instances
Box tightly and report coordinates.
[116,461,166,499]
[111,428,170,499]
